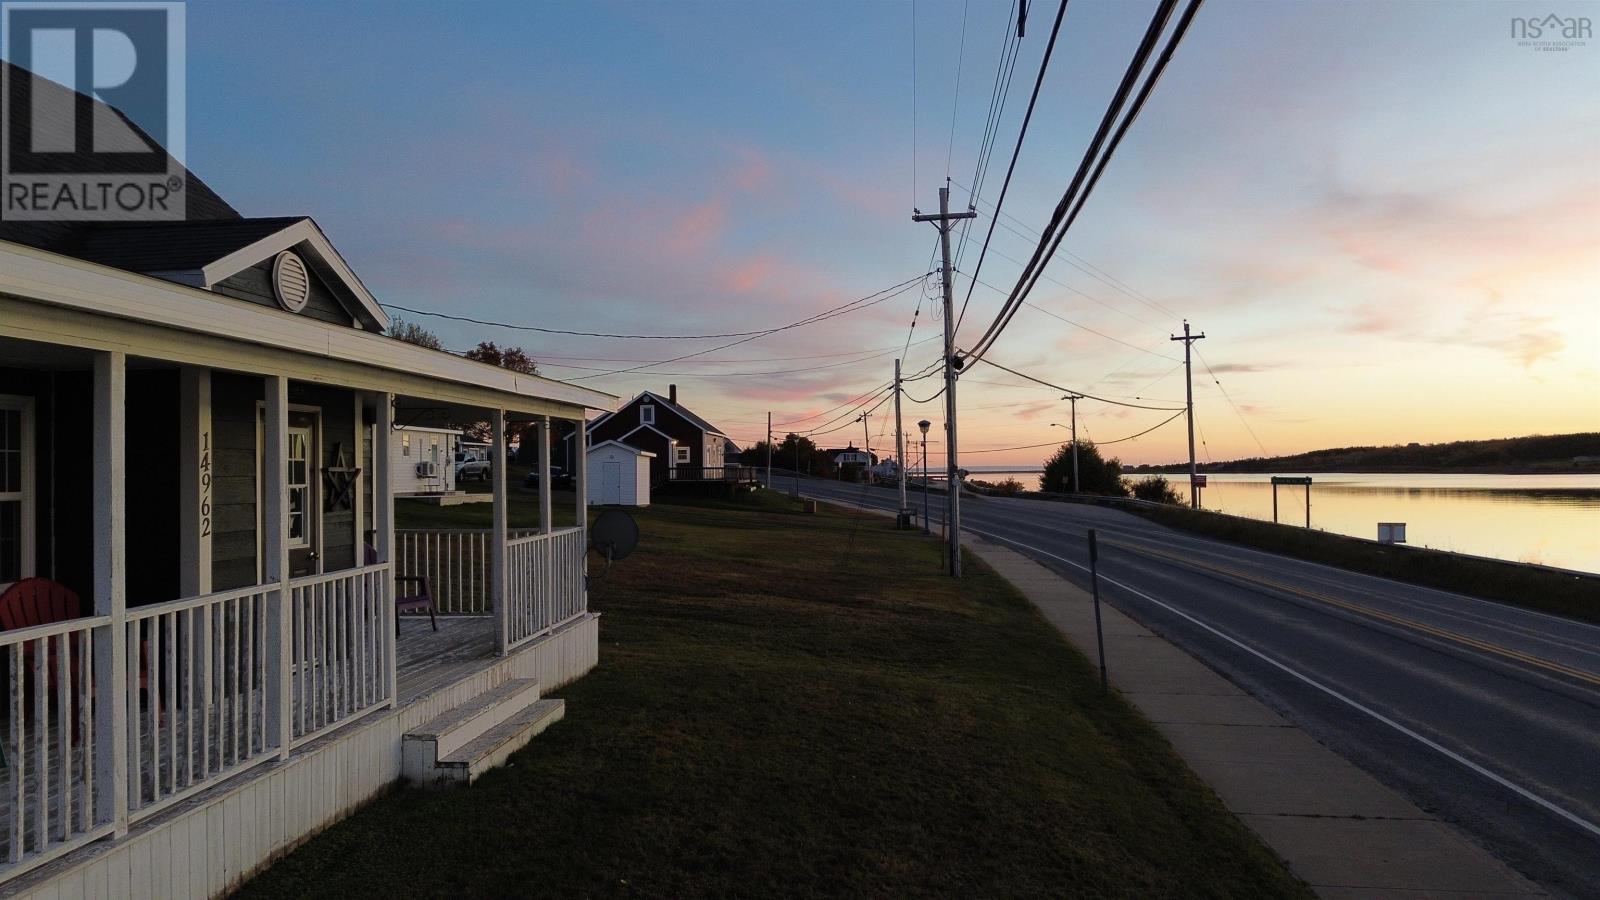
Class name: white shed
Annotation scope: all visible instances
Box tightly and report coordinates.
[587,440,654,507]
[393,425,463,495]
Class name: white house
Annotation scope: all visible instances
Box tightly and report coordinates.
[586,440,653,507]
[394,425,462,494]
[0,61,617,898]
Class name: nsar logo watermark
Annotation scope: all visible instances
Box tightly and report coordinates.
[2,1,186,221]
[1511,12,1591,51]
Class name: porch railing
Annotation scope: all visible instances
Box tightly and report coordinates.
[396,529,537,614]
[0,616,114,877]
[505,527,587,649]
[289,564,393,747]
[124,585,277,824]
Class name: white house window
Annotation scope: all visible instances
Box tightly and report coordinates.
[0,397,34,589]
[287,427,312,548]
[402,433,411,457]
[674,446,690,464]
[641,404,655,425]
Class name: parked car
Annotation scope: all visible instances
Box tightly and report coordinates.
[524,466,574,490]
[455,452,491,482]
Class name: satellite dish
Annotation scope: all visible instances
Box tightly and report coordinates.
[590,509,639,564]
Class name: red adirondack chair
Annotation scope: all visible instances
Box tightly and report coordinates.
[365,546,436,636]
[0,578,153,733]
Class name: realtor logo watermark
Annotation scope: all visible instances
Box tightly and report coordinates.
[2,1,186,220]
[1512,13,1591,51]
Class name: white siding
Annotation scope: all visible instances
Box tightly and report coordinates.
[392,426,459,494]
[585,443,650,507]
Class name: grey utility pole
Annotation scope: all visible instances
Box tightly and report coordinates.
[894,358,909,524]
[1170,321,1206,508]
[1063,393,1082,492]
[856,412,872,485]
[765,412,772,488]
[914,183,976,576]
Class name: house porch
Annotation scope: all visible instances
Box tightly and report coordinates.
[0,297,603,891]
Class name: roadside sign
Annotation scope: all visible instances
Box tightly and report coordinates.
[1192,474,1208,487]
[1271,476,1313,486]
[1378,523,1407,544]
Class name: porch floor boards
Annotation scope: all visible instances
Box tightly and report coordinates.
[396,616,498,705]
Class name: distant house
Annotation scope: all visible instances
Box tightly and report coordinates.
[583,385,751,486]
[828,443,879,467]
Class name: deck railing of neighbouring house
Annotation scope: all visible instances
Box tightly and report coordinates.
[288,564,393,747]
[667,466,758,482]
[504,527,587,649]
[123,585,279,824]
[396,529,537,614]
[0,615,115,878]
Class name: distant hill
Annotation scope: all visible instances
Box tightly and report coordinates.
[1125,433,1600,475]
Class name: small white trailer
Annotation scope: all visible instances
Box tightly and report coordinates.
[394,425,463,494]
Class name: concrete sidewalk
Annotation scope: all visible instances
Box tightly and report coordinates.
[968,536,1545,900]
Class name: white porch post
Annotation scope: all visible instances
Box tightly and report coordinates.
[263,376,293,759]
[177,367,212,597]
[91,351,128,836]
[537,416,552,534]
[490,410,509,655]
[571,414,588,613]
[375,394,397,706]
[572,416,588,520]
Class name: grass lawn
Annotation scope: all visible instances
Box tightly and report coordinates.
[396,463,578,530]
[236,491,1307,899]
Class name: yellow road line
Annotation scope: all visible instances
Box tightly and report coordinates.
[1103,538,1600,688]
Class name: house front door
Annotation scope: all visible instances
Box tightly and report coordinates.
[286,415,319,577]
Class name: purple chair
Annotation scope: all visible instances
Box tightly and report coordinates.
[365,546,437,636]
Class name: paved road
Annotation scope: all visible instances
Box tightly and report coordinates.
[780,475,1600,898]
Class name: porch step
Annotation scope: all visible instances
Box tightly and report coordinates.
[432,699,565,785]
[402,677,542,782]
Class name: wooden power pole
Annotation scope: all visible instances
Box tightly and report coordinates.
[914,183,976,576]
[1170,320,1206,508]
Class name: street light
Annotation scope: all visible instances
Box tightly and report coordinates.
[917,419,931,533]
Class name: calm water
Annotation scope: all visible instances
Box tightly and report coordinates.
[967,469,1600,574]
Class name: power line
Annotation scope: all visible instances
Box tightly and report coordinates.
[953,180,1178,321]
[569,275,930,380]
[952,0,1071,337]
[971,356,1187,411]
[944,0,971,178]
[382,273,927,342]
[540,336,941,378]
[963,272,1179,361]
[961,407,1185,454]
[1195,345,1269,456]
[965,0,1195,364]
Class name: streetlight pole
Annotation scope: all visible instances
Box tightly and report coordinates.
[918,419,931,534]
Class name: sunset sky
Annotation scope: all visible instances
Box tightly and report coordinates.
[181,0,1599,466]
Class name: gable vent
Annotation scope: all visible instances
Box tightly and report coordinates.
[272,250,311,313]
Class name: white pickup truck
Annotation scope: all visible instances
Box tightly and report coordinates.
[455,451,492,482]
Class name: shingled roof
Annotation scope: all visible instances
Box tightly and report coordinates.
[0,61,242,257]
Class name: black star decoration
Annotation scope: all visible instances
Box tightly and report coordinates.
[323,442,362,512]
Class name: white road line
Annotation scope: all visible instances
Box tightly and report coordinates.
[958,524,1600,843]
